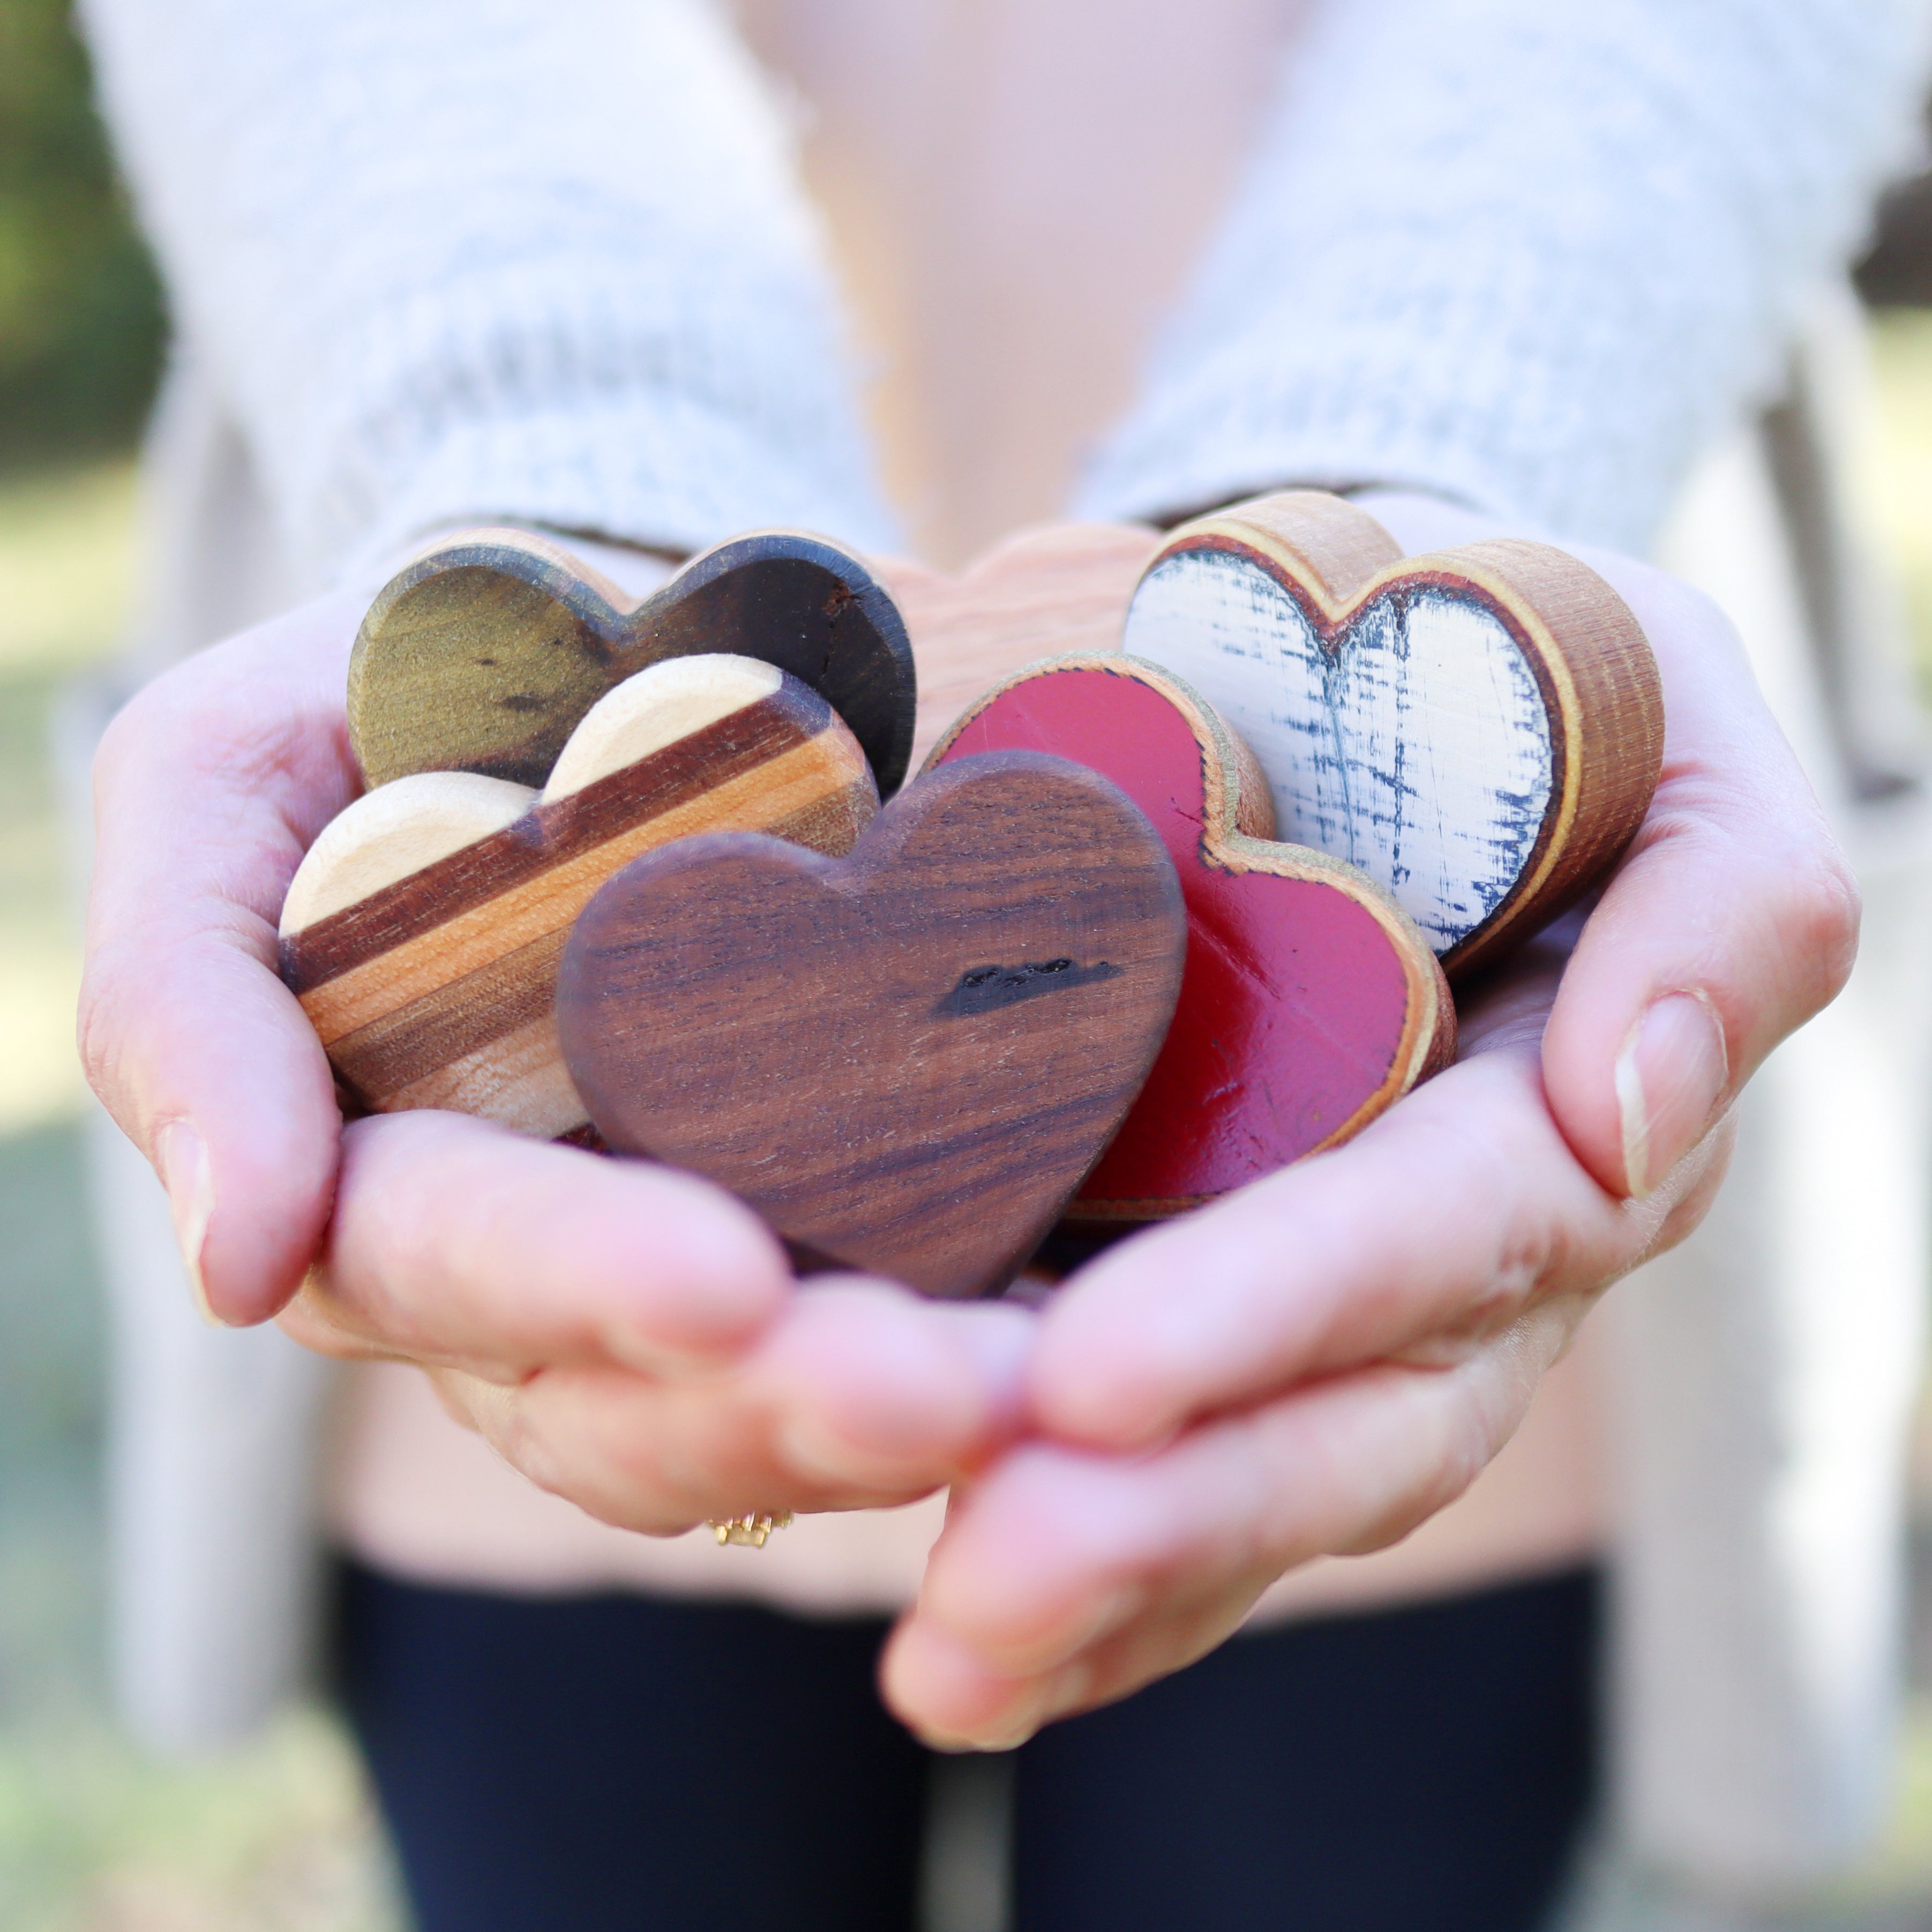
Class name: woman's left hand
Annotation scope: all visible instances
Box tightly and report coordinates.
[879,498,1860,1749]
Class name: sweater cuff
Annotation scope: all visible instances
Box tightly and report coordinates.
[333,391,903,587]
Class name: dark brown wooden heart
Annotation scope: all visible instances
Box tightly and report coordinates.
[554,752,1187,1298]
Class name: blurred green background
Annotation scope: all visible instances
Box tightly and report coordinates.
[0,0,161,470]
[2,1,1931,1926]
[0,1,406,1922]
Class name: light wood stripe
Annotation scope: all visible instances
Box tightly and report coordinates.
[379,1012,589,1140]
[298,738,868,1044]
[326,927,569,1100]
[284,691,817,990]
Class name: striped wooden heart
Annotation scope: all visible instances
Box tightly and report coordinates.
[280,656,876,1140]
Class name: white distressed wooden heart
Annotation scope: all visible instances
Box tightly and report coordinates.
[1121,492,1663,978]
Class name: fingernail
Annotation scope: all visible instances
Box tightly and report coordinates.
[1615,993,1729,1199]
[156,1121,221,1325]
[949,1660,1095,1753]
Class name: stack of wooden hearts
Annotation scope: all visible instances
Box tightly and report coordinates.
[281,493,1662,1298]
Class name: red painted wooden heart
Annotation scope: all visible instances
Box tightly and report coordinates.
[929,657,1454,1218]
[554,751,1187,1296]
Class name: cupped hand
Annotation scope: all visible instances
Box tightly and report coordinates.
[881,494,1860,1748]
[283,1109,1031,1533]
[79,578,1029,1535]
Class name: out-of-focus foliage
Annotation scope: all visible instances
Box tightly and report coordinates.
[0,0,163,469]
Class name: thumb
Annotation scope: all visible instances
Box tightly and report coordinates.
[1539,557,1859,1199]
[79,599,361,1323]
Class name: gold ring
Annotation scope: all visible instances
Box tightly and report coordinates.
[710,1511,795,1549]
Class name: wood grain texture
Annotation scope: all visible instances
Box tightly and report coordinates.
[350,524,918,796]
[876,522,1162,768]
[282,657,878,1140]
[1122,491,1663,979]
[931,656,1452,1217]
[555,752,1187,1298]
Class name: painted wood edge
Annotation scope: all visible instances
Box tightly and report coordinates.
[1066,912,1452,1229]
[1144,491,1404,610]
[1215,825,1456,1113]
[1060,836,1454,1223]
[919,650,1236,828]
[925,648,1440,1069]
[1412,541,1663,979]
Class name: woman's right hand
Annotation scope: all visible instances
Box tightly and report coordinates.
[79,590,1029,1534]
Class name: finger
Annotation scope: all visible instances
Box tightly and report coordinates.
[751,1280,1035,1492]
[883,1587,1261,1754]
[285,1110,791,1376]
[443,1362,877,1538]
[884,1305,1572,1748]
[1537,552,1859,1199]
[1352,495,1858,1205]
[433,1281,1035,1536]
[79,594,368,1324]
[1027,1001,1724,1453]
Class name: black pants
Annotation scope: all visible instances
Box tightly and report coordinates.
[336,1561,1599,1932]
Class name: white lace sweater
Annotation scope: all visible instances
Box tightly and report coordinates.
[80,0,1929,580]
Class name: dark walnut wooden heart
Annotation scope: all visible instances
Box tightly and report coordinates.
[1122,491,1663,979]
[555,752,1187,1298]
[350,525,918,796]
[931,656,1453,1218]
[281,657,876,1141]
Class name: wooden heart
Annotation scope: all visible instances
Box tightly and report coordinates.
[1122,492,1663,978]
[281,656,876,1140]
[874,521,1162,769]
[350,524,918,796]
[931,656,1452,1217]
[555,753,1187,1298]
